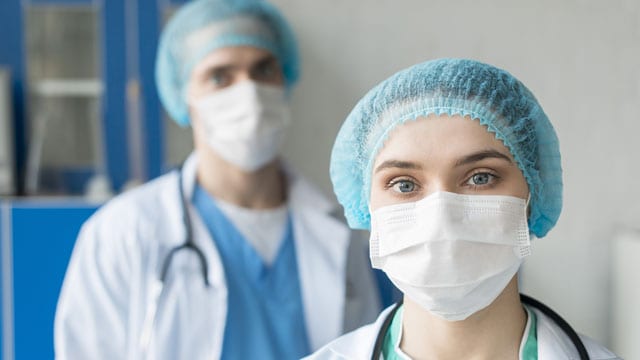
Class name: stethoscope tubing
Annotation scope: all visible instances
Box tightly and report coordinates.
[371,294,589,360]
[160,166,210,286]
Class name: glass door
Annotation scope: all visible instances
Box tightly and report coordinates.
[23,5,106,196]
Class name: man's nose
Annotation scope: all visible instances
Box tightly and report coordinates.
[235,71,253,84]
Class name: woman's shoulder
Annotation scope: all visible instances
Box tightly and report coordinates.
[533,307,621,359]
[580,335,622,360]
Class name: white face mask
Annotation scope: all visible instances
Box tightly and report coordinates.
[370,191,531,321]
[190,81,291,171]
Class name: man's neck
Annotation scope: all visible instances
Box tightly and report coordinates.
[195,147,287,209]
[400,277,526,360]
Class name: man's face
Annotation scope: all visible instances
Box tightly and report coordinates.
[186,45,284,100]
[186,46,289,172]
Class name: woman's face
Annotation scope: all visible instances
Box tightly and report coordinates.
[370,114,529,211]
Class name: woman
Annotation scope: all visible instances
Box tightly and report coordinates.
[307,59,618,359]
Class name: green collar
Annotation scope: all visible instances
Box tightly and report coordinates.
[521,305,538,360]
[381,305,406,360]
[381,305,538,360]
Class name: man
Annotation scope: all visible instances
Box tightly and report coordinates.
[54,1,381,358]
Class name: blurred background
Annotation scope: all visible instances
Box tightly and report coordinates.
[0,0,638,358]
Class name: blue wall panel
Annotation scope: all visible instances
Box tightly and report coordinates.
[139,0,164,180]
[102,0,130,191]
[11,202,97,359]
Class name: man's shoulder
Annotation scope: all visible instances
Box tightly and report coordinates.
[303,323,378,360]
[84,171,179,232]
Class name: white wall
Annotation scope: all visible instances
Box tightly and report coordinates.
[273,0,640,348]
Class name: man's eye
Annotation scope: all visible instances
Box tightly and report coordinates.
[467,172,495,186]
[211,72,229,86]
[259,65,274,76]
[391,180,416,193]
[254,63,278,80]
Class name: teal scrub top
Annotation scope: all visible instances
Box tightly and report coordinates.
[193,184,310,359]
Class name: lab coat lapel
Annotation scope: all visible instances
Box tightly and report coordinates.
[289,174,351,351]
[534,307,580,359]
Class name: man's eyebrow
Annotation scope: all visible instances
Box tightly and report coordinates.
[206,64,235,74]
[374,160,423,174]
[454,149,513,167]
[252,54,278,68]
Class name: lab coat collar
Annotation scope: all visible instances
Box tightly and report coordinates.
[181,153,198,202]
[307,304,619,359]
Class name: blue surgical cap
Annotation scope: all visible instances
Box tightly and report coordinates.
[156,0,299,126]
[331,58,562,238]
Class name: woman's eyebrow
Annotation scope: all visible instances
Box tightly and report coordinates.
[454,149,513,167]
[374,160,422,173]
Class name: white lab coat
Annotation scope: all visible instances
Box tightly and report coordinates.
[305,305,621,360]
[54,154,381,359]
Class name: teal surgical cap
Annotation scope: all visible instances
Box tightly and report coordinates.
[156,0,299,126]
[331,58,562,238]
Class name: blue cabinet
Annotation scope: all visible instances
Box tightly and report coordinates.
[1,200,98,360]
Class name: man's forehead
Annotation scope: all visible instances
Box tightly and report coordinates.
[196,46,278,71]
[182,15,276,57]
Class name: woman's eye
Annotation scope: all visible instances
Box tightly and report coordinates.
[391,180,416,193]
[467,172,495,186]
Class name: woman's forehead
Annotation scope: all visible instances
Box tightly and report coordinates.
[373,114,513,165]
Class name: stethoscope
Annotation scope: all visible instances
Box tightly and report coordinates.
[160,166,210,287]
[371,294,590,360]
[139,166,211,355]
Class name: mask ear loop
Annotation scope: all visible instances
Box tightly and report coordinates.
[517,193,533,258]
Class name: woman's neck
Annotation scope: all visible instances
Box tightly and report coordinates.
[400,277,526,360]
